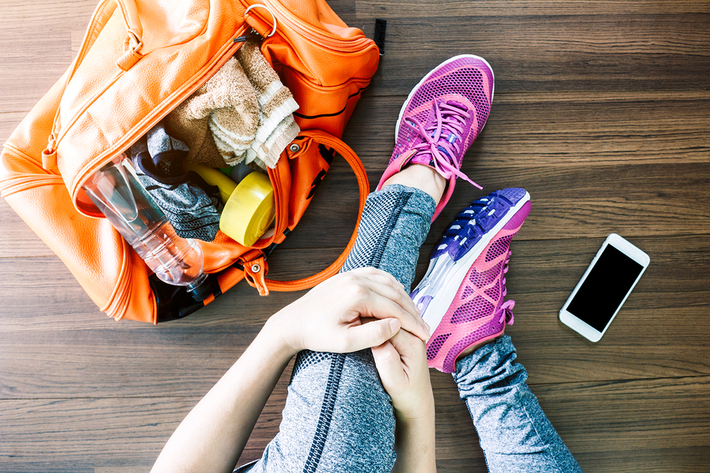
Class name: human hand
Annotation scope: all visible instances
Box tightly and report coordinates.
[372,328,435,420]
[268,267,430,355]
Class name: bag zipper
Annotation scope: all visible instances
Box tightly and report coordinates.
[259,0,373,52]
[44,0,133,164]
[57,20,247,321]
[69,29,249,200]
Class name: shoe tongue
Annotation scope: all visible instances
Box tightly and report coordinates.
[424,99,467,143]
[404,106,456,167]
[445,99,468,111]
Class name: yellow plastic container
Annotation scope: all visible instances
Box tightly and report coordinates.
[184,162,236,204]
[185,162,275,246]
[219,172,275,247]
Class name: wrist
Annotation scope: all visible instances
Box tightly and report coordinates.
[392,398,437,473]
[263,310,302,359]
[393,389,435,422]
[395,402,435,423]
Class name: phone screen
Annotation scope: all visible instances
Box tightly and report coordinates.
[567,245,644,332]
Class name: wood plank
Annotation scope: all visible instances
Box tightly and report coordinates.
[344,92,710,240]
[533,376,710,471]
[363,12,710,95]
[1,375,707,472]
[3,89,708,257]
[429,374,710,472]
[1,234,707,400]
[0,111,28,147]
[3,293,702,399]
[0,363,295,473]
[424,235,710,383]
[3,235,706,326]
[2,1,710,113]
[0,1,96,115]
[0,397,189,472]
[0,1,97,29]
[273,161,710,244]
[346,91,710,169]
[5,157,709,254]
[355,0,710,17]
[503,235,710,297]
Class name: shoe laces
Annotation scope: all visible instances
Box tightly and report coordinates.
[498,251,515,325]
[404,100,482,189]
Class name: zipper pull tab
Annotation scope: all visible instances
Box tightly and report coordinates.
[42,134,58,170]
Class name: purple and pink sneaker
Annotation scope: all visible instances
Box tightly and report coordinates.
[411,188,531,373]
[376,55,495,221]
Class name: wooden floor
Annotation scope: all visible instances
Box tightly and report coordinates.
[1,1,709,472]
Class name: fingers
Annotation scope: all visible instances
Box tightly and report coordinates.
[388,327,428,362]
[346,268,431,341]
[342,318,401,353]
[371,339,407,390]
[360,294,430,342]
[362,273,421,317]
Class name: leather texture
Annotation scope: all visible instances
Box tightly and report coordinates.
[0,0,378,323]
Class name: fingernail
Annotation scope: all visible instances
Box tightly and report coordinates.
[389,319,400,333]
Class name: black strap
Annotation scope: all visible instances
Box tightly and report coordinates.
[374,19,387,56]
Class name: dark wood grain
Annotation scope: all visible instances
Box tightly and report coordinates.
[2,375,708,472]
[1,0,709,471]
[1,234,708,401]
[4,91,708,255]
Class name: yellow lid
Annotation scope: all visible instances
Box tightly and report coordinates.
[184,162,237,204]
[219,172,275,247]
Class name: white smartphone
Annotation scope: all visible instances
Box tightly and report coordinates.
[559,233,650,342]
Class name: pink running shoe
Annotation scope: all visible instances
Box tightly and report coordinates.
[377,55,495,221]
[410,188,531,373]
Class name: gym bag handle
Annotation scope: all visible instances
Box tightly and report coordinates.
[43,0,146,168]
[214,129,369,298]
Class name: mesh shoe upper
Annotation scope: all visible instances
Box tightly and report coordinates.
[377,55,495,222]
[411,188,531,373]
[392,57,494,160]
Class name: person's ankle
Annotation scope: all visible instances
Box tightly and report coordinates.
[455,334,505,369]
[381,164,446,204]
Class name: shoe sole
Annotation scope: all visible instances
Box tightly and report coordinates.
[414,191,530,333]
[394,54,496,139]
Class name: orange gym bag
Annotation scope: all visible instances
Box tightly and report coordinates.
[0,0,380,323]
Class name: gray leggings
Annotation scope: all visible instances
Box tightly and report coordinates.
[236,185,583,473]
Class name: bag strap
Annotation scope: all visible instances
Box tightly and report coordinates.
[43,0,145,167]
[214,130,369,298]
[264,129,370,291]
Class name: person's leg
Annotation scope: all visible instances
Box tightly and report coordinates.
[239,180,437,473]
[454,337,584,472]
[410,186,583,472]
[240,53,494,473]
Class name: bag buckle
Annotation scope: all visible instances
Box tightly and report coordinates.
[242,254,269,296]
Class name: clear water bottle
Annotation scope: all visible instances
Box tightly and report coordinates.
[82,154,210,300]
